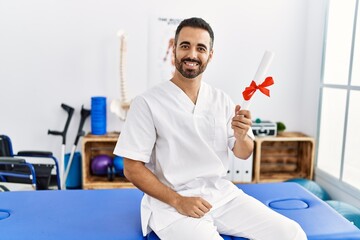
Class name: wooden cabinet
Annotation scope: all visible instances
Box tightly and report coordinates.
[81,132,134,189]
[81,132,314,188]
[253,132,315,182]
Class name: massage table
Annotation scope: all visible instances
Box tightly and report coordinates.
[1,183,360,239]
[234,183,360,240]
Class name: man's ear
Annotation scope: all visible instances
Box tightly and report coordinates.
[209,49,214,62]
[172,43,176,55]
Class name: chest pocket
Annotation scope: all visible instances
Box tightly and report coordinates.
[194,115,229,151]
[213,118,228,151]
[194,115,214,145]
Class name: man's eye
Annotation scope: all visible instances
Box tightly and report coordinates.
[198,47,206,52]
[180,45,189,49]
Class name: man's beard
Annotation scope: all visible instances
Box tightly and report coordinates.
[174,54,209,79]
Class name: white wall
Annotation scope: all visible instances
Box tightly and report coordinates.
[301,0,327,137]
[0,0,326,161]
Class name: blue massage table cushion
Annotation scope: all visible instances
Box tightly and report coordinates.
[1,182,360,240]
[234,183,360,240]
[146,231,233,240]
[0,189,145,240]
[148,183,360,240]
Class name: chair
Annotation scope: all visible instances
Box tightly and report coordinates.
[0,135,60,190]
[0,157,37,190]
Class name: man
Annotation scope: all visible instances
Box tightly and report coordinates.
[114,17,307,240]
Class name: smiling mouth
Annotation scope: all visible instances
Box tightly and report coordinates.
[184,60,200,67]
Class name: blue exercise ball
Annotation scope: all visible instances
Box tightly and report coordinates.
[326,200,360,229]
[91,155,112,175]
[285,178,331,200]
[113,156,124,171]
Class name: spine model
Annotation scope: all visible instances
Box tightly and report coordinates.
[110,31,131,121]
[119,32,130,107]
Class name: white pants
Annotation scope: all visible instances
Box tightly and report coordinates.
[150,194,307,240]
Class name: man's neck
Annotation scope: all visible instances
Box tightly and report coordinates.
[171,74,202,104]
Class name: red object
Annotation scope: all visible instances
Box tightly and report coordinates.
[242,76,274,101]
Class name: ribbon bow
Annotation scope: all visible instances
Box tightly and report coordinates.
[242,76,274,101]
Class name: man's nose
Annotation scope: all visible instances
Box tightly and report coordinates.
[187,47,197,59]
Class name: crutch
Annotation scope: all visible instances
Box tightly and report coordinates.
[64,105,91,188]
[48,103,74,190]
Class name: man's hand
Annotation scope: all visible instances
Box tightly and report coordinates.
[173,196,212,218]
[124,158,212,218]
[231,105,252,141]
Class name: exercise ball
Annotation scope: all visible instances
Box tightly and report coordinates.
[113,156,124,171]
[91,155,112,175]
[113,156,124,177]
[326,200,360,228]
[285,178,331,200]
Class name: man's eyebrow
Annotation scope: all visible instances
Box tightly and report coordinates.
[179,41,190,46]
[197,43,208,50]
[179,41,208,50]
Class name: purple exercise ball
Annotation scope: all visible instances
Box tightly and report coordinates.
[91,154,112,175]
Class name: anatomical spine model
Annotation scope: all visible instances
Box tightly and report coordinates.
[110,31,131,120]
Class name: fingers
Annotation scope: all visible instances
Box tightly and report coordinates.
[234,105,251,118]
[231,123,250,141]
[235,110,251,119]
[201,198,212,209]
[232,114,252,128]
[191,198,212,218]
[235,104,241,115]
[191,208,208,218]
[197,199,212,214]
[232,105,252,140]
[232,117,251,129]
[176,196,212,218]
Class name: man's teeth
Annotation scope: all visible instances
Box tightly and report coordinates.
[185,61,198,66]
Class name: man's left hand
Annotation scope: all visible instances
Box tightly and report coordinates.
[231,105,252,141]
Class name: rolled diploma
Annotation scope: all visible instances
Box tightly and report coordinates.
[241,50,275,110]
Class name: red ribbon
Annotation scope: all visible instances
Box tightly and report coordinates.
[242,76,274,101]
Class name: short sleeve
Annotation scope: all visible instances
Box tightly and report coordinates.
[113,96,156,163]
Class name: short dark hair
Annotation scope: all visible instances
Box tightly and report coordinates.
[174,17,214,49]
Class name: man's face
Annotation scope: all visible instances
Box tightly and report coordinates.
[173,27,213,79]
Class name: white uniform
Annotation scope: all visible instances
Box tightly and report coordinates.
[114,81,307,240]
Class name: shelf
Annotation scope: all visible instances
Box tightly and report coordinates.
[253,132,315,182]
[83,176,134,189]
[81,132,135,189]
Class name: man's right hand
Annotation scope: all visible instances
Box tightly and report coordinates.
[173,196,212,218]
[123,158,212,218]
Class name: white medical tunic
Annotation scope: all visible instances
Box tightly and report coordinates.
[113,80,254,236]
